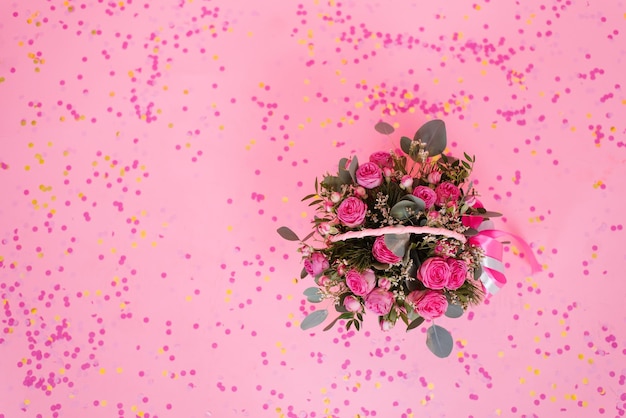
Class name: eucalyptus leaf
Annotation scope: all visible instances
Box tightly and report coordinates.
[426,324,454,358]
[339,157,348,172]
[375,121,395,135]
[463,228,479,237]
[414,119,447,157]
[400,194,426,211]
[390,200,420,221]
[301,267,308,279]
[277,226,300,241]
[477,210,503,218]
[348,156,359,183]
[338,168,352,184]
[445,303,464,319]
[301,309,329,330]
[321,176,344,191]
[405,277,421,292]
[335,303,349,313]
[407,316,425,331]
[372,261,391,270]
[301,230,315,242]
[384,233,411,258]
[400,136,413,156]
[474,265,483,280]
[303,287,324,303]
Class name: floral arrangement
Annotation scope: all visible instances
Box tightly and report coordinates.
[278,120,540,358]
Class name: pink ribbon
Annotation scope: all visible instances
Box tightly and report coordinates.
[468,228,542,294]
[462,198,541,294]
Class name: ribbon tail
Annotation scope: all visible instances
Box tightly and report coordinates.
[479,256,507,295]
[478,229,542,274]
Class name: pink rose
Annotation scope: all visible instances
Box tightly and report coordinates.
[317,222,331,236]
[355,162,383,189]
[365,288,394,315]
[407,289,448,320]
[345,269,376,296]
[336,197,367,227]
[427,170,442,184]
[369,151,393,168]
[354,186,367,198]
[377,277,392,290]
[413,186,437,209]
[435,182,461,206]
[446,258,468,290]
[336,263,347,276]
[343,295,362,312]
[379,317,395,331]
[304,252,329,277]
[400,175,414,190]
[317,276,330,286]
[372,236,402,264]
[417,257,450,289]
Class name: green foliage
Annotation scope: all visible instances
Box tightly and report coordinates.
[426,324,454,358]
[327,239,375,272]
[301,309,328,330]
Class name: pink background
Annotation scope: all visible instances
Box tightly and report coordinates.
[1,1,625,417]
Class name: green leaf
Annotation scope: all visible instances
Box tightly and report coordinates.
[475,208,503,218]
[321,176,344,191]
[375,121,395,135]
[301,231,315,242]
[354,320,361,331]
[301,309,329,330]
[323,312,353,331]
[346,320,353,331]
[303,287,324,303]
[407,316,425,331]
[338,168,352,184]
[400,194,426,209]
[301,267,308,279]
[400,136,412,156]
[390,200,422,220]
[339,158,348,172]
[301,193,317,201]
[399,311,409,326]
[277,226,300,241]
[384,233,411,257]
[348,156,359,183]
[445,302,464,319]
[473,265,483,280]
[426,324,454,358]
[463,228,479,237]
[415,119,447,157]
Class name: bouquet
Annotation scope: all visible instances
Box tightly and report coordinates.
[278,120,539,358]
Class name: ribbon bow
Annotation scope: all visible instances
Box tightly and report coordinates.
[463,214,542,295]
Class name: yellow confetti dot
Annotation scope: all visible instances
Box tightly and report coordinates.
[116,367,123,373]
[99,368,106,375]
